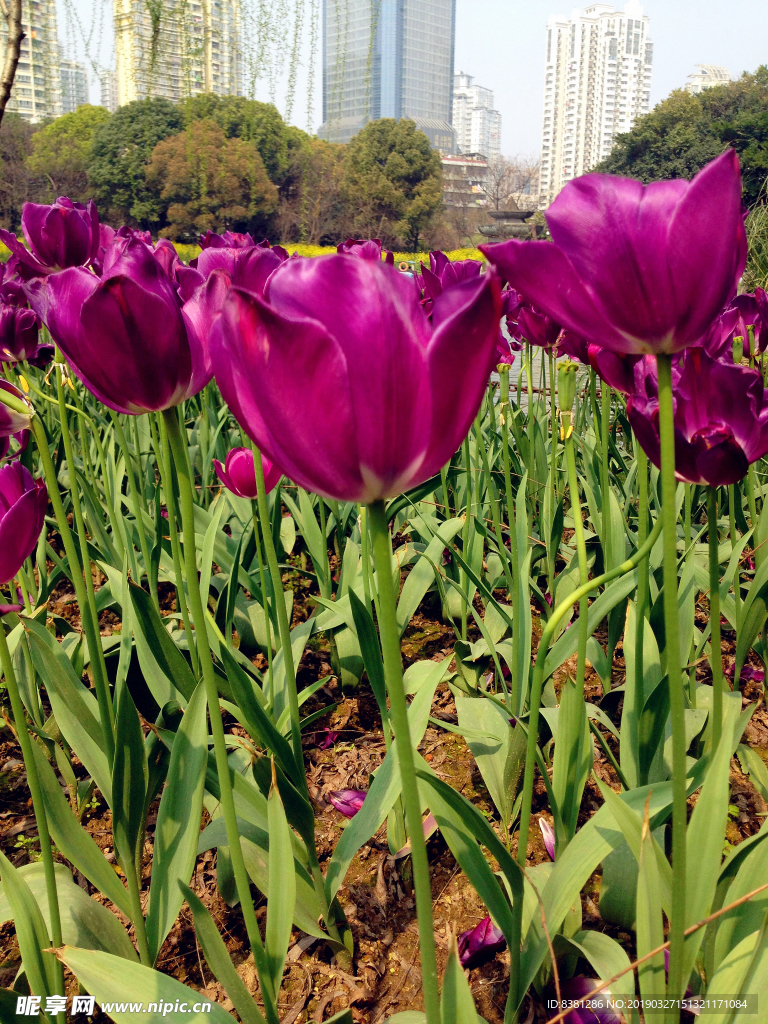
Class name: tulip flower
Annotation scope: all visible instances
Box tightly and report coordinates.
[0,461,47,584]
[457,916,506,970]
[25,238,212,415]
[0,197,100,275]
[0,381,33,436]
[213,447,282,500]
[0,428,29,462]
[628,348,768,487]
[0,303,39,363]
[730,292,765,354]
[337,238,394,263]
[725,660,765,684]
[511,300,562,350]
[194,244,286,291]
[211,254,502,503]
[539,817,556,861]
[0,587,23,614]
[481,151,747,355]
[557,978,622,1024]
[700,306,741,361]
[200,229,256,249]
[314,728,340,750]
[328,789,366,818]
[557,330,591,365]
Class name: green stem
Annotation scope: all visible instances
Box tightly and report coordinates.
[55,370,115,742]
[548,348,558,594]
[250,499,274,697]
[0,623,65,1016]
[163,410,277,1024]
[500,367,522,716]
[708,488,724,752]
[29,415,116,764]
[125,853,150,966]
[601,383,612,573]
[516,509,663,869]
[728,484,741,626]
[635,444,650,785]
[317,496,341,679]
[656,353,686,1018]
[110,411,154,599]
[153,414,199,678]
[367,499,440,1023]
[460,434,472,641]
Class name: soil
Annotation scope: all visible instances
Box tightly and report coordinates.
[1,561,767,1023]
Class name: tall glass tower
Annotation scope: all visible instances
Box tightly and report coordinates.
[319,0,456,153]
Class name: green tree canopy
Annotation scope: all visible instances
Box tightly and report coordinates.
[145,118,278,242]
[88,97,184,226]
[27,105,110,204]
[178,94,309,182]
[596,66,768,206]
[341,119,443,250]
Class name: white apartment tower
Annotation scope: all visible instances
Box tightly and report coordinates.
[59,48,89,115]
[0,0,61,120]
[539,2,653,206]
[452,72,501,160]
[114,0,243,107]
[100,70,118,113]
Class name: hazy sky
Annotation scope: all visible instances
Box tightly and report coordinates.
[63,0,768,156]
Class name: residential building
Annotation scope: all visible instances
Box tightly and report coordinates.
[113,0,242,107]
[0,0,61,120]
[100,70,118,112]
[539,1,653,206]
[59,49,88,114]
[441,153,489,207]
[452,71,501,160]
[685,64,731,95]
[318,0,456,154]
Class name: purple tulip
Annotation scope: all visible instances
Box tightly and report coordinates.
[511,301,563,350]
[725,660,765,684]
[700,306,742,360]
[457,916,506,970]
[328,789,366,818]
[588,346,643,395]
[200,229,256,250]
[557,978,623,1023]
[0,587,23,614]
[25,239,211,415]
[0,197,100,276]
[0,461,47,584]
[194,245,286,291]
[0,381,33,437]
[213,447,282,499]
[628,348,768,487]
[314,728,340,750]
[481,151,747,356]
[211,254,502,503]
[730,293,765,355]
[337,238,394,264]
[539,816,556,860]
[0,304,39,363]
[420,250,483,302]
[0,428,28,462]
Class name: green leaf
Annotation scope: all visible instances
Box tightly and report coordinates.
[0,851,55,1000]
[0,863,137,962]
[441,937,480,1024]
[348,588,387,720]
[396,516,464,635]
[55,946,234,1022]
[454,693,524,831]
[704,922,768,1024]
[735,554,768,683]
[636,805,666,1003]
[27,740,132,917]
[554,930,634,1003]
[180,885,265,1024]
[25,619,112,807]
[129,581,197,706]
[146,679,208,963]
[111,686,148,872]
[265,773,296,997]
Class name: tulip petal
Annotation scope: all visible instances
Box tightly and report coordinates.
[213,286,365,501]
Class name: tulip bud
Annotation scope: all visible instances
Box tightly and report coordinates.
[733,334,744,364]
[0,380,34,436]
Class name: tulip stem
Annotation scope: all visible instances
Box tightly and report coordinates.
[55,367,115,745]
[728,484,741,627]
[499,366,522,717]
[163,410,278,1024]
[656,353,687,1020]
[0,621,66,1018]
[249,499,274,694]
[460,434,472,641]
[152,414,199,678]
[635,442,649,785]
[29,414,116,764]
[708,488,724,751]
[367,499,441,1024]
[109,411,155,603]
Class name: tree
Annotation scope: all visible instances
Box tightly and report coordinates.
[596,66,768,207]
[341,119,443,250]
[87,97,184,226]
[0,113,36,230]
[27,105,110,203]
[179,94,309,183]
[277,138,349,245]
[145,118,278,242]
[480,154,540,210]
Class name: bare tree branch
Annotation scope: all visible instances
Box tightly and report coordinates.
[0,0,23,127]
[479,154,540,211]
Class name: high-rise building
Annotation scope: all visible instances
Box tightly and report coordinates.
[318,0,456,154]
[100,70,118,113]
[59,48,89,115]
[113,0,242,107]
[685,64,731,95]
[539,1,653,206]
[0,0,61,120]
[452,71,501,159]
